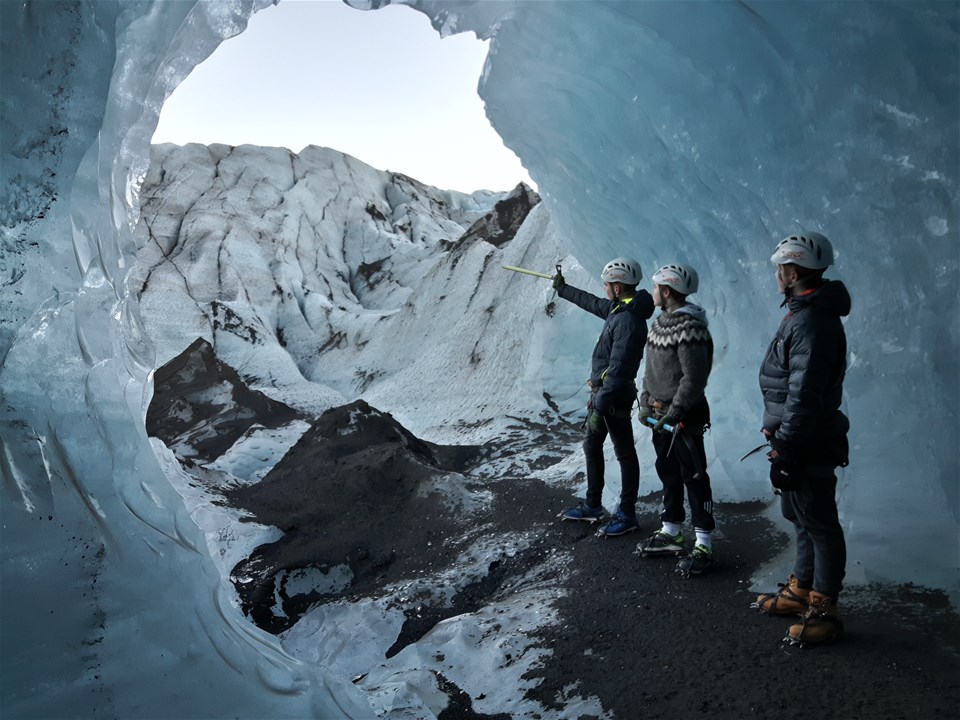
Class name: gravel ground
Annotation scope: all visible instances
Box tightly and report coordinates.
[149,346,960,719]
[223,403,960,719]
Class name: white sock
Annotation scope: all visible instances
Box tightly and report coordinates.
[662,522,682,537]
[695,529,713,549]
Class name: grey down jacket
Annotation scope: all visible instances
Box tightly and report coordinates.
[759,279,851,467]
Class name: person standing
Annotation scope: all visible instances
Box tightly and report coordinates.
[635,264,717,576]
[555,258,654,537]
[752,232,851,647]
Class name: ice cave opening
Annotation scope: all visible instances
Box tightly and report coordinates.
[151,0,531,194]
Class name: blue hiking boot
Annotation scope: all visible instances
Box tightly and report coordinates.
[596,508,640,537]
[558,501,608,523]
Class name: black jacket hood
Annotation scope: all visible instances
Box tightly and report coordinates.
[788,280,851,318]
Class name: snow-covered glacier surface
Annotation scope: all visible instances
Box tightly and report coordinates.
[1,1,957,718]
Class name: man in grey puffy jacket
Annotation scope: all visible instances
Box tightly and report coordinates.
[555,258,654,537]
[752,232,851,648]
[636,264,716,577]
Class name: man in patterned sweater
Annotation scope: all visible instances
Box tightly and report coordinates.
[636,264,717,576]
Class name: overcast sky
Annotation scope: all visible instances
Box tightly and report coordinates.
[152,0,533,193]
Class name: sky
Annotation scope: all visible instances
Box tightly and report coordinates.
[152,0,534,193]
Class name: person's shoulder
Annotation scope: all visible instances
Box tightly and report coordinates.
[618,291,653,320]
[792,281,851,319]
[634,289,655,318]
[676,313,711,343]
[673,305,711,332]
[676,308,707,325]
[788,303,844,347]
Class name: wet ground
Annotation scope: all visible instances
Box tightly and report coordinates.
[526,500,960,720]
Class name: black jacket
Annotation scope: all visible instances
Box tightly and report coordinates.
[759,280,851,467]
[558,284,655,414]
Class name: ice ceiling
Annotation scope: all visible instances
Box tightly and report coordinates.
[1,0,957,717]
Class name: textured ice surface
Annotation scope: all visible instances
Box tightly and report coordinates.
[1,1,957,718]
[279,535,589,718]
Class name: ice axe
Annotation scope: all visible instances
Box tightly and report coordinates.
[502,263,561,280]
[641,415,677,434]
[641,415,683,458]
[739,441,771,462]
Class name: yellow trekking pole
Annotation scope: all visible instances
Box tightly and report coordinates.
[502,264,559,280]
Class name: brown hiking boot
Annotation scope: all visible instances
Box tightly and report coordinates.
[751,574,811,616]
[784,591,844,647]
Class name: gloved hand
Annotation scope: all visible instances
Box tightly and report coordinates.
[552,268,565,290]
[769,455,802,491]
[587,411,605,434]
[769,436,796,465]
[638,405,654,429]
[652,414,678,433]
[592,393,610,417]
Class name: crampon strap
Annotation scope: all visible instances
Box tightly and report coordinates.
[757,582,808,611]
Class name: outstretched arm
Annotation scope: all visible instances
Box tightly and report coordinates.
[557,284,612,320]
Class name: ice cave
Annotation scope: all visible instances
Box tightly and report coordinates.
[1,1,957,718]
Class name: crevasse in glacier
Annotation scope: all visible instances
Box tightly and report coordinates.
[1,0,957,718]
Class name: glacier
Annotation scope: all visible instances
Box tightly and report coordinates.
[1,0,957,718]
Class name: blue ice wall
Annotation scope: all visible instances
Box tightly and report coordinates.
[459,0,960,584]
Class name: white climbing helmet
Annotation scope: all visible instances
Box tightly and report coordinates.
[771,232,834,270]
[600,257,642,285]
[652,264,699,295]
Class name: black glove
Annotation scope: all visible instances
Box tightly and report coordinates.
[592,392,610,417]
[552,269,565,290]
[587,410,605,434]
[770,436,797,466]
[769,455,803,491]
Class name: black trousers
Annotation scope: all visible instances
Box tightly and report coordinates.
[780,468,846,598]
[651,424,715,532]
[583,409,639,513]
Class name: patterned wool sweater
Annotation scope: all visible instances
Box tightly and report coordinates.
[640,304,713,419]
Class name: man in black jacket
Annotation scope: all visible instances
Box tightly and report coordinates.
[752,232,851,647]
[554,258,654,537]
